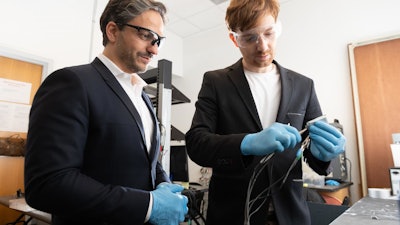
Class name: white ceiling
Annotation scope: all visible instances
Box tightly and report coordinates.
[162,0,230,38]
[161,0,290,38]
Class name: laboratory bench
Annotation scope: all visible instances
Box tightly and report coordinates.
[0,195,51,224]
[306,180,353,205]
[330,196,400,225]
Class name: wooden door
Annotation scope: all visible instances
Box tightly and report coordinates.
[0,54,44,224]
[349,35,400,196]
[0,157,25,223]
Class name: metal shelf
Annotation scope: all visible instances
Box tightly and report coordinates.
[139,59,190,175]
[143,84,190,106]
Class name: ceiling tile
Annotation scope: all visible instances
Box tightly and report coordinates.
[161,0,285,38]
[162,0,215,18]
[166,19,201,37]
[217,1,229,12]
[165,11,180,24]
[186,7,225,30]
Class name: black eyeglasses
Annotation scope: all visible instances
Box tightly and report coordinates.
[122,24,165,48]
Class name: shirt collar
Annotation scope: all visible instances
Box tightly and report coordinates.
[97,53,148,88]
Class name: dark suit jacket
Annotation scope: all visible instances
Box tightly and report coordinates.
[24,58,169,225]
[185,59,331,225]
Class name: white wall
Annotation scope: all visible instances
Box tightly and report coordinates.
[90,0,184,76]
[0,0,183,76]
[0,0,94,72]
[171,0,400,203]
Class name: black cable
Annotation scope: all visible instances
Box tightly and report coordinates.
[182,189,206,224]
[244,153,274,224]
[345,157,352,182]
[244,138,309,225]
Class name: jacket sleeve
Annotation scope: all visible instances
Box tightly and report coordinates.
[185,71,249,172]
[24,68,151,225]
[301,79,331,175]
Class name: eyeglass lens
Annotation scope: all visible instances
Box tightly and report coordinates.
[123,24,165,47]
[234,26,277,48]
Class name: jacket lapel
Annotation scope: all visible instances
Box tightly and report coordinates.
[91,58,147,147]
[275,62,294,122]
[228,59,263,130]
[227,59,295,128]
[142,92,160,160]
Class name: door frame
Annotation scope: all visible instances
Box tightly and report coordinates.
[0,46,51,82]
[348,33,400,196]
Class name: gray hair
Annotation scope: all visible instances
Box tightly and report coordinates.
[100,0,167,46]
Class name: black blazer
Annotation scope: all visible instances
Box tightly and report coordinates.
[186,59,330,225]
[24,58,169,225]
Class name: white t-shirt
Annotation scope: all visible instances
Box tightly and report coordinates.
[244,64,281,128]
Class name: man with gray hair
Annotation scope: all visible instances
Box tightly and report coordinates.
[24,1,188,224]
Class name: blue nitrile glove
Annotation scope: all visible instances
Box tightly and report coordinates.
[308,121,346,162]
[325,179,340,186]
[156,182,184,193]
[149,183,188,225]
[240,122,301,156]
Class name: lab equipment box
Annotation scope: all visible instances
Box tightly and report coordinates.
[389,167,400,196]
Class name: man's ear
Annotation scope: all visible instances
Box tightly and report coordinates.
[106,21,120,43]
[229,32,239,48]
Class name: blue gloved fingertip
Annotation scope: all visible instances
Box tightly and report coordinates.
[296,148,302,159]
[325,179,340,186]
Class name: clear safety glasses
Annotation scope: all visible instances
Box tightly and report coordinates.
[123,24,166,48]
[230,22,282,48]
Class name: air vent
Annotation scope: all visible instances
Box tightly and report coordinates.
[210,0,228,5]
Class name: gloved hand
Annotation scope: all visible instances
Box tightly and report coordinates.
[240,122,301,156]
[325,179,340,186]
[156,182,184,193]
[149,183,188,225]
[308,120,346,162]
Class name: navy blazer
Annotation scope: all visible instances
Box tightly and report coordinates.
[25,58,169,225]
[186,59,330,225]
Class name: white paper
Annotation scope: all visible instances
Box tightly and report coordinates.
[0,101,30,132]
[390,144,400,167]
[0,77,32,104]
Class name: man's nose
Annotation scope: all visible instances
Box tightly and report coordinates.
[256,35,270,51]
